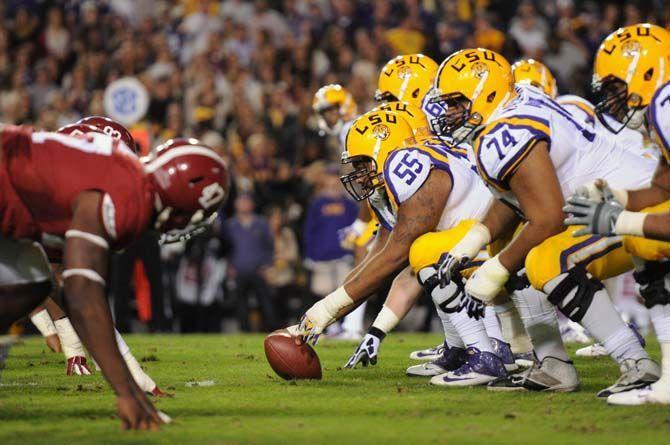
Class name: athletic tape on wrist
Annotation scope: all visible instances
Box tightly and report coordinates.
[371,305,401,334]
[30,309,58,337]
[614,211,646,237]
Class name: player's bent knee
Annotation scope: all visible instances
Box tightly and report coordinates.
[546,267,601,322]
[525,244,557,291]
[409,219,478,273]
[416,267,462,314]
[0,280,53,330]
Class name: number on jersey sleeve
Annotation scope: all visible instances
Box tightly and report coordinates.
[647,82,670,162]
[383,148,435,204]
[474,118,550,189]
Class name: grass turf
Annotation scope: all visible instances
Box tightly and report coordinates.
[0,333,669,445]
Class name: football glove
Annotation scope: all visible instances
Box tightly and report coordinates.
[564,184,624,237]
[344,328,386,369]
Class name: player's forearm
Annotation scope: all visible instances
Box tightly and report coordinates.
[64,281,135,396]
[380,267,422,325]
[343,245,408,302]
[482,200,521,242]
[641,212,670,240]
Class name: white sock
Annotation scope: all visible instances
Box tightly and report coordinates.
[30,309,57,337]
[341,302,367,335]
[54,317,85,359]
[483,306,503,340]
[448,309,493,353]
[494,301,533,354]
[544,274,648,365]
[511,287,569,361]
[434,303,464,348]
[115,330,157,393]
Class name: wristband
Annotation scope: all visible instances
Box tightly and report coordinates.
[368,326,387,340]
[30,309,57,337]
[465,255,510,303]
[371,305,400,334]
[452,222,491,260]
[614,211,646,237]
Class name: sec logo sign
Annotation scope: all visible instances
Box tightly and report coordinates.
[103,77,149,126]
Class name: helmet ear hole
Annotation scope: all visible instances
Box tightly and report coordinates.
[486,91,496,103]
[644,68,654,81]
[189,176,204,185]
[412,88,420,98]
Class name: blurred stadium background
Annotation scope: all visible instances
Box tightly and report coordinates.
[2,0,668,335]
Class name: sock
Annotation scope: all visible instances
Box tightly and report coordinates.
[544,274,648,365]
[54,317,85,359]
[341,302,367,335]
[483,306,503,340]
[30,309,57,337]
[115,329,157,392]
[650,305,670,387]
[448,309,493,353]
[511,287,569,361]
[494,301,533,354]
[436,307,464,348]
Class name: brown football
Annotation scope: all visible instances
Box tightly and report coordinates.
[264,332,322,380]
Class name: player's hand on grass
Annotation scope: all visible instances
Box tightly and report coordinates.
[117,385,167,431]
[66,356,93,375]
[344,328,385,369]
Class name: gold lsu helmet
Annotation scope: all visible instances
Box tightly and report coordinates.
[375,54,439,107]
[432,48,514,144]
[312,84,358,136]
[340,110,416,201]
[511,59,557,98]
[593,23,670,133]
[370,101,432,139]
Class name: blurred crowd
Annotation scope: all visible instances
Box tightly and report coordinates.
[2,0,669,333]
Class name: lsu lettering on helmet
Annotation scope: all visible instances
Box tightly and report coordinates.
[370,101,432,139]
[593,23,670,133]
[312,84,358,136]
[340,110,416,201]
[143,138,229,243]
[375,54,438,107]
[511,59,557,98]
[432,48,514,144]
[77,116,138,153]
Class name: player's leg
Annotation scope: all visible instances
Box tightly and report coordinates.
[526,229,660,397]
[409,224,508,386]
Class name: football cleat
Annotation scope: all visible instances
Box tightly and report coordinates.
[66,356,93,376]
[514,351,537,369]
[575,343,608,357]
[409,342,446,361]
[597,358,660,398]
[607,382,670,405]
[406,346,466,377]
[487,356,579,392]
[490,338,518,372]
[430,347,507,387]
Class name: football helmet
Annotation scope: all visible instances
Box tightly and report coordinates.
[511,59,557,98]
[143,138,229,243]
[432,48,514,144]
[340,110,416,201]
[375,54,438,107]
[312,84,358,136]
[370,101,432,139]
[593,23,670,133]
[77,116,138,153]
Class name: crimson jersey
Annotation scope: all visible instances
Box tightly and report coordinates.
[0,126,154,249]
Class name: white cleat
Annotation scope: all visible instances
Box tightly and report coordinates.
[575,343,608,357]
[597,358,661,398]
[409,343,446,361]
[607,383,670,406]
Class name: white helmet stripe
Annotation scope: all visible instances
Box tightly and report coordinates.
[144,146,226,173]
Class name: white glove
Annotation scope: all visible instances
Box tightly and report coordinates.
[298,287,354,345]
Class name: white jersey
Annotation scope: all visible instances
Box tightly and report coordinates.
[647,80,670,164]
[556,94,651,155]
[368,139,492,232]
[473,86,657,215]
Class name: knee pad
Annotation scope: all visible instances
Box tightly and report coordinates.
[417,267,463,314]
[546,267,603,323]
[633,260,670,309]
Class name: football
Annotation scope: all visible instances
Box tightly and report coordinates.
[264,331,322,380]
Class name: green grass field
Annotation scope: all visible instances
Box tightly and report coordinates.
[1,333,669,445]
